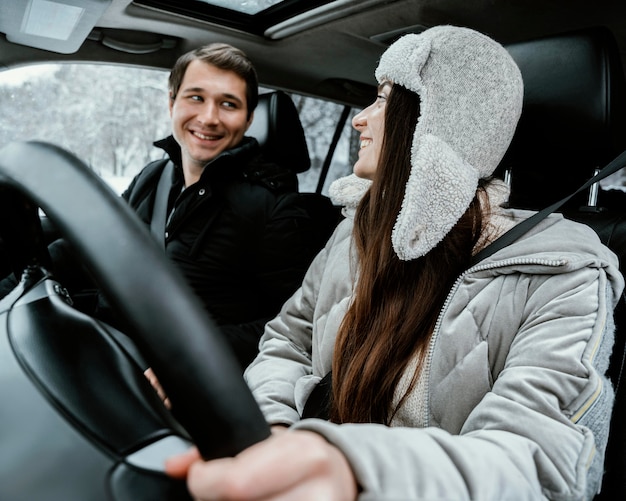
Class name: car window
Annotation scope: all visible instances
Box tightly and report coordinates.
[0,63,170,194]
[0,63,356,196]
[291,95,358,194]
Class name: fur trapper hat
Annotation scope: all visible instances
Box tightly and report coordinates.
[331,25,523,260]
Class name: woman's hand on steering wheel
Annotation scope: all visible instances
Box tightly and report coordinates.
[164,429,358,501]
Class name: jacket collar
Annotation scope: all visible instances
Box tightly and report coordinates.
[153,135,260,183]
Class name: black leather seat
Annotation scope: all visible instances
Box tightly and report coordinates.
[248,90,312,174]
[498,27,626,500]
[499,27,626,211]
[248,90,341,245]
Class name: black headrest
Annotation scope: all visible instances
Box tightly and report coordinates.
[246,90,311,173]
[496,27,626,210]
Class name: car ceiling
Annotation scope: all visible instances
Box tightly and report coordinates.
[1,0,626,107]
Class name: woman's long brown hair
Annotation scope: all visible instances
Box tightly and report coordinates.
[330,84,488,424]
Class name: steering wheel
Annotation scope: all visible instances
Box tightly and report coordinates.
[0,141,270,499]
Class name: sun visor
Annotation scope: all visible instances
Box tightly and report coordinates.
[0,0,111,54]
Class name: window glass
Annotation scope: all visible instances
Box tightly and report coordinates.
[601,170,626,192]
[0,63,355,196]
[0,63,170,194]
[195,0,284,15]
[292,95,358,194]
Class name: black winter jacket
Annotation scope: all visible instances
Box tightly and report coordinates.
[121,136,331,369]
[0,136,337,369]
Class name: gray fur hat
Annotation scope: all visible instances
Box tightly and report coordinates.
[331,25,523,260]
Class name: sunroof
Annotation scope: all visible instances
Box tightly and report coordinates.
[196,0,285,15]
[135,0,336,36]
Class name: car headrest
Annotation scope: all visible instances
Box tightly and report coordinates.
[496,27,626,210]
[246,90,311,174]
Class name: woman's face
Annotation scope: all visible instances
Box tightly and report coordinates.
[351,81,391,180]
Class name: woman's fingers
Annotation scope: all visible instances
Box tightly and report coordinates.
[144,367,171,408]
[165,446,201,479]
[184,431,358,501]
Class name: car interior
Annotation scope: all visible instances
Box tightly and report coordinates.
[0,82,322,501]
[246,90,343,243]
[494,26,626,501]
[2,1,626,499]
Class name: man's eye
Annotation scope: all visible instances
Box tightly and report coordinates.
[222,101,237,108]
[189,95,203,102]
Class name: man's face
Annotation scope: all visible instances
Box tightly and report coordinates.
[169,59,253,170]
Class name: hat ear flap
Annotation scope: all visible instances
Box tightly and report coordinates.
[392,134,478,260]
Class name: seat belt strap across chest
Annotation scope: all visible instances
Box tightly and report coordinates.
[150,160,174,249]
[472,149,626,265]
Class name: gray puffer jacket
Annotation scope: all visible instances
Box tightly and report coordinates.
[245,206,624,500]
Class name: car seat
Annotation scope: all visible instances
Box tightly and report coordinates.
[248,90,341,246]
[497,27,626,500]
[248,90,312,174]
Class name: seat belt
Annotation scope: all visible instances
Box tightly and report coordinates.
[472,148,626,265]
[301,371,332,419]
[301,148,626,421]
[150,160,174,249]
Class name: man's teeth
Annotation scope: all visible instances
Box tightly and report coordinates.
[194,131,217,140]
[360,139,372,149]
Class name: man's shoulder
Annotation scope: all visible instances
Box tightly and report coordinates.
[122,157,169,203]
[140,157,170,179]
